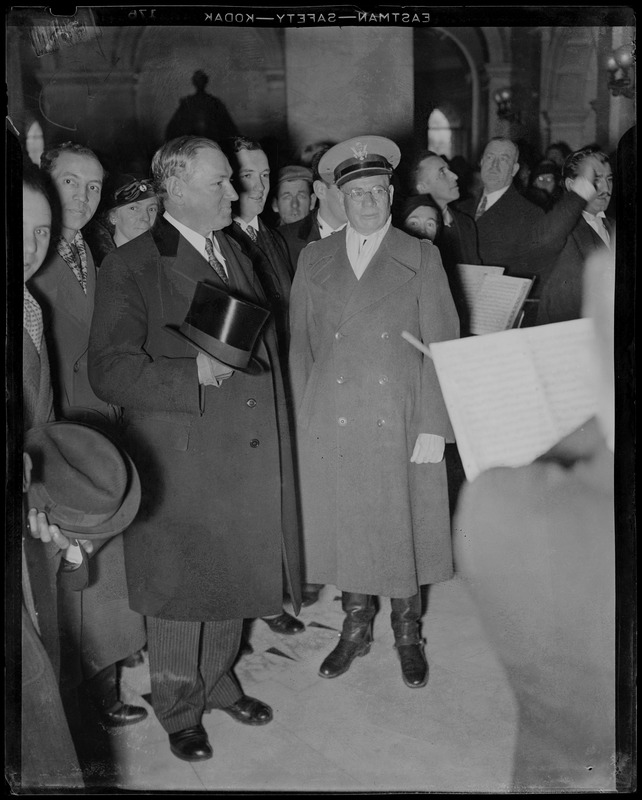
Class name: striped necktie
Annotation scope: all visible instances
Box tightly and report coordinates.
[475,195,488,220]
[205,236,228,285]
[246,224,258,243]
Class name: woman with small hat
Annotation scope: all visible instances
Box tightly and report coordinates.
[85,174,160,266]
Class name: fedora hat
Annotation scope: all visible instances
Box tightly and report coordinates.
[165,281,271,372]
[318,135,401,188]
[25,422,141,540]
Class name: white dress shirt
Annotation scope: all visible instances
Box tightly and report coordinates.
[582,210,611,249]
[317,213,346,239]
[346,217,392,279]
[164,211,228,277]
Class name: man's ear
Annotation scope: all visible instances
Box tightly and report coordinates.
[511,162,520,179]
[313,179,327,200]
[165,175,183,205]
[309,192,317,210]
[271,196,279,214]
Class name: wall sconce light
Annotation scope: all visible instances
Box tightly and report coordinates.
[606,43,635,99]
[494,87,520,122]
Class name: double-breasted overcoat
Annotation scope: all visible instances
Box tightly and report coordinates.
[288,225,459,597]
[88,217,301,621]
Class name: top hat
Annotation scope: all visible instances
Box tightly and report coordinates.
[25,422,141,540]
[104,174,157,212]
[318,136,401,188]
[165,281,271,372]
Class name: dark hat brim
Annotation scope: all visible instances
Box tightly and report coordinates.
[26,441,142,540]
[164,325,268,375]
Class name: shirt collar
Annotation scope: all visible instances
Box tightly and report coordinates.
[164,211,226,263]
[233,214,259,234]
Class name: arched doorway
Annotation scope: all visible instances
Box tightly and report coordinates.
[413,29,473,159]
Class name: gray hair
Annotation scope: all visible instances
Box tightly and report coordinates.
[152,136,222,199]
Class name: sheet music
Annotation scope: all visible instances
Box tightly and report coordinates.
[468,275,533,335]
[428,318,599,481]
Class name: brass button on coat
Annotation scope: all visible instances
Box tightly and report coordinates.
[336,376,346,384]
[377,419,386,427]
[246,398,257,407]
[250,439,260,447]
[338,417,347,426]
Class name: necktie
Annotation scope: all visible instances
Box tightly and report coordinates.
[475,195,487,220]
[246,225,258,243]
[600,217,612,248]
[204,236,228,285]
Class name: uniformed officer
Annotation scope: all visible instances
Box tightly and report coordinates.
[288,136,459,688]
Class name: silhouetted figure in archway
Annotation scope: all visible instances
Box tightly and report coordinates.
[165,70,238,142]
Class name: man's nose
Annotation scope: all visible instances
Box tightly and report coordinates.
[225,182,239,201]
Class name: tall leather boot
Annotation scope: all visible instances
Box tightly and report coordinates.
[391,593,428,688]
[319,592,375,678]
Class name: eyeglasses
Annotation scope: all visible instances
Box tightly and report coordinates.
[341,185,389,202]
[113,179,154,204]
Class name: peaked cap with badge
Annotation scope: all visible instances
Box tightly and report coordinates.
[318,135,401,187]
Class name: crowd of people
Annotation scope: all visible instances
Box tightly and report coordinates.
[14,114,622,791]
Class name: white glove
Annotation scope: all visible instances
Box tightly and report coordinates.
[410,433,445,464]
[197,352,235,386]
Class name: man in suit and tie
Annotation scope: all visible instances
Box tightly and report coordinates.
[537,147,614,325]
[29,142,147,730]
[224,135,306,632]
[279,145,348,271]
[409,150,480,269]
[88,136,302,762]
[458,137,601,297]
[289,136,459,689]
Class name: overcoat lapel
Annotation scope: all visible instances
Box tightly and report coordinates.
[152,217,226,303]
[339,228,417,325]
[308,231,358,308]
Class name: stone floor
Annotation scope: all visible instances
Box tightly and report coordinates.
[101,576,520,793]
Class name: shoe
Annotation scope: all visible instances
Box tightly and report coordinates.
[169,724,213,761]
[100,700,148,727]
[319,637,371,679]
[301,586,322,607]
[222,695,273,726]
[261,610,305,635]
[396,643,429,688]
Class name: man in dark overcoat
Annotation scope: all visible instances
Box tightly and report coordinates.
[88,136,302,762]
[457,137,602,299]
[29,142,147,727]
[537,147,614,325]
[288,136,459,689]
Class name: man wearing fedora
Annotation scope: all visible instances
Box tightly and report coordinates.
[88,135,302,762]
[289,136,459,689]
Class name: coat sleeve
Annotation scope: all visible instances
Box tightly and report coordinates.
[418,241,460,440]
[88,249,201,415]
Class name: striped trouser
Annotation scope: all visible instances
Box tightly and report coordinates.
[146,616,243,734]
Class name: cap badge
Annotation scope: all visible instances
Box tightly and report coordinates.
[350,141,369,161]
